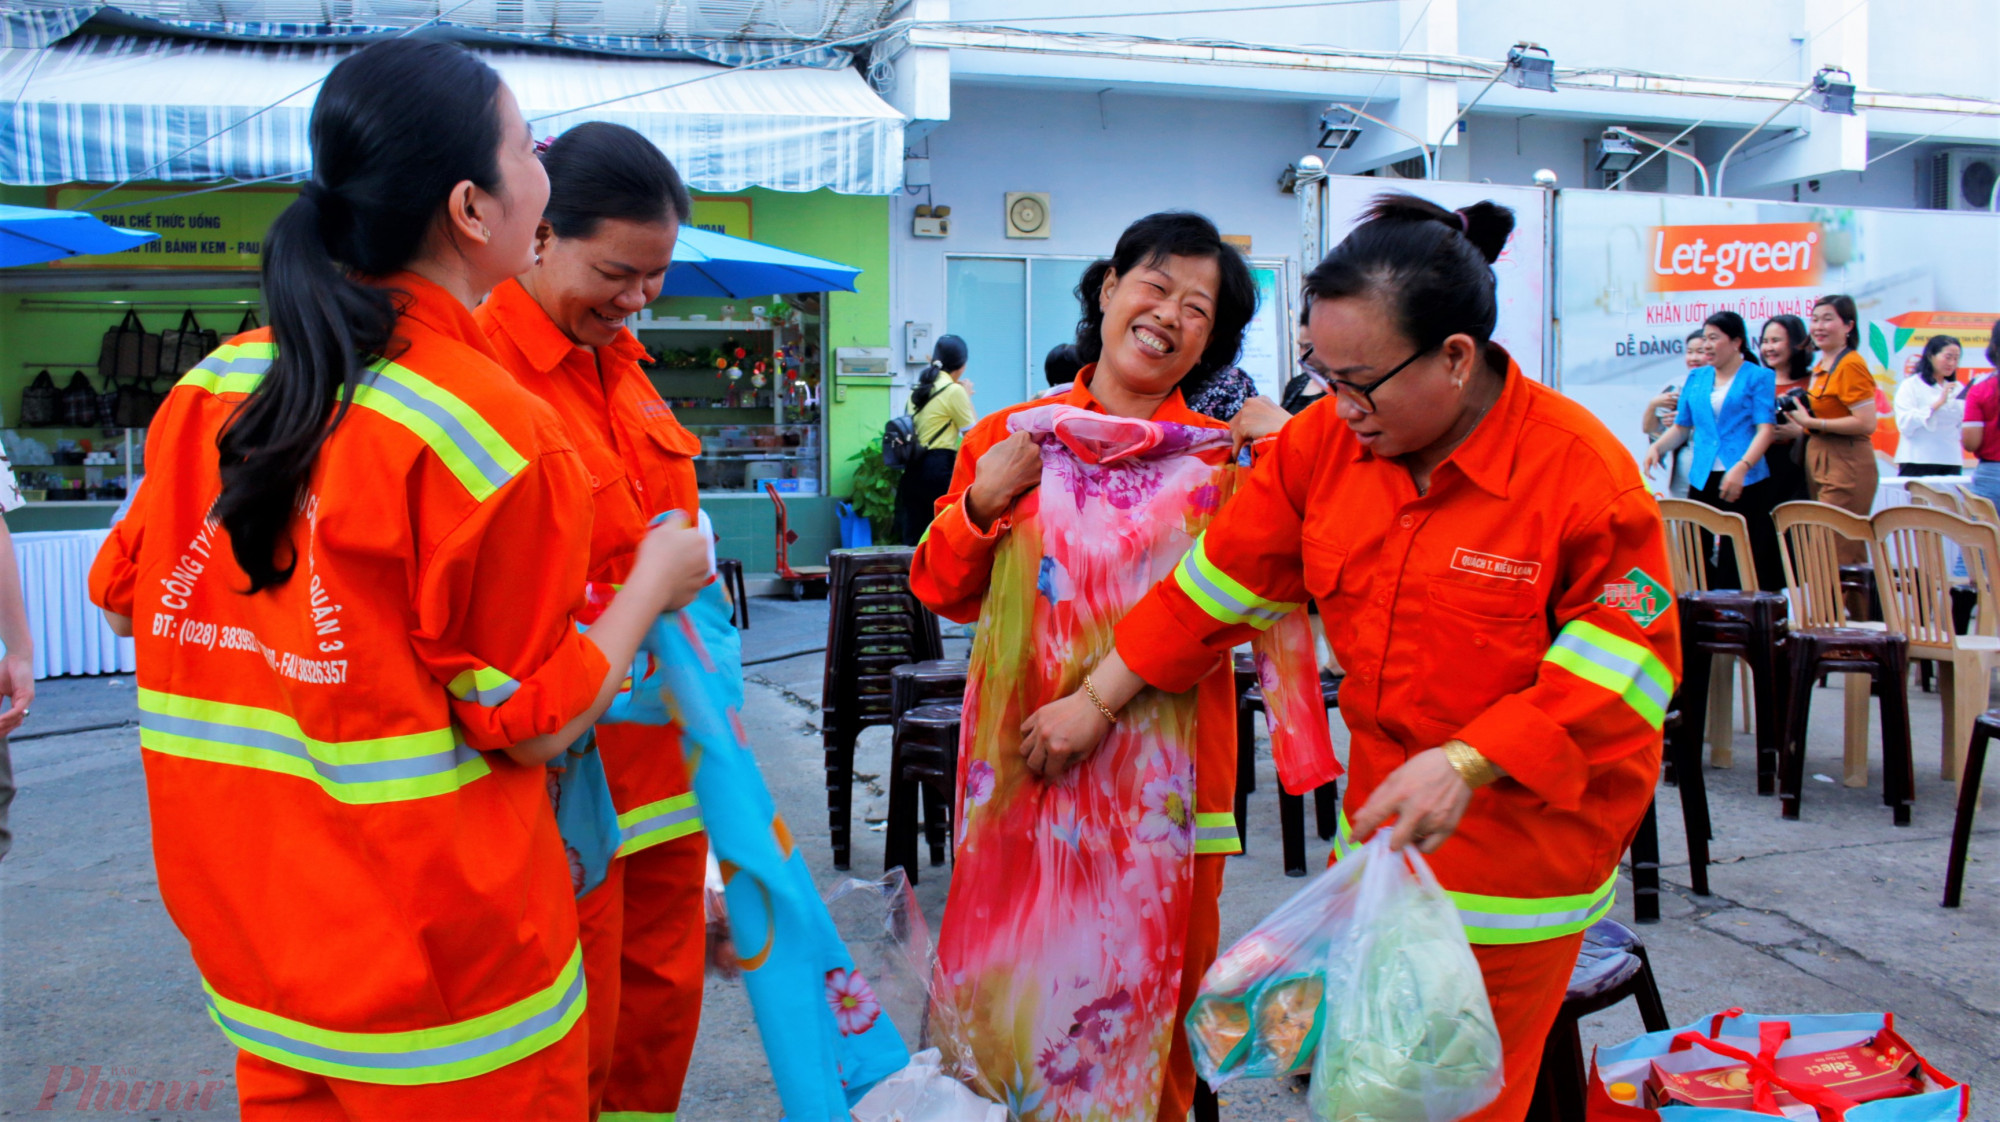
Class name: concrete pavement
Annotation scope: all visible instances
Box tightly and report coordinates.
[3,598,1996,1119]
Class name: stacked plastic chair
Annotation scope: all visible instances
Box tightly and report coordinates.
[820,547,944,870]
[884,660,970,884]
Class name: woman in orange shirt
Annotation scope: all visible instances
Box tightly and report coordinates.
[1022,195,1678,1122]
[90,42,709,1120]
[474,121,709,1121]
[1782,293,1879,562]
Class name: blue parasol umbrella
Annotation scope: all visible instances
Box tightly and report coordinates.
[0,203,159,267]
[663,225,860,298]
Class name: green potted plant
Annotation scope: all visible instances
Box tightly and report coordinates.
[844,439,902,545]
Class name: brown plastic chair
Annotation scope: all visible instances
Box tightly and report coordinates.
[1871,505,2000,785]
[1231,652,1341,877]
[1659,498,1771,770]
[1775,502,1914,819]
[1942,708,1999,907]
[763,481,829,599]
[1906,479,1965,516]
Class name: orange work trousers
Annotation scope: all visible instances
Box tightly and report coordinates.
[1461,931,1588,1122]
[578,855,628,1114]
[235,1015,587,1122]
[600,829,708,1122]
[1156,853,1227,1122]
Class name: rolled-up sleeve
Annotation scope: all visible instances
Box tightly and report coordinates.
[410,448,609,750]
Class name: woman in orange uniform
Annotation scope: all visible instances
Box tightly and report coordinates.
[88,42,710,1120]
[475,122,708,1122]
[910,212,1258,1122]
[1023,195,1680,1121]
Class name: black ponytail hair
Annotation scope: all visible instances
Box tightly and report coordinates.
[911,334,968,412]
[1303,194,1515,371]
[541,121,692,238]
[213,39,506,593]
[1072,211,1257,389]
[1761,314,1814,384]
[1914,334,1963,386]
[1702,310,1758,366]
[1816,293,1861,351]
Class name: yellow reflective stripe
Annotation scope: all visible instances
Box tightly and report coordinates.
[600,1113,675,1122]
[1449,875,1617,945]
[1193,810,1242,855]
[1331,811,1611,944]
[615,792,704,856]
[350,356,528,502]
[445,666,519,708]
[138,687,489,805]
[177,339,274,395]
[175,342,529,502]
[1544,620,1673,729]
[1171,535,1302,631]
[204,944,585,1086]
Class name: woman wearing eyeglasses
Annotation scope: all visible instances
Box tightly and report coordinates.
[1019,194,1679,1122]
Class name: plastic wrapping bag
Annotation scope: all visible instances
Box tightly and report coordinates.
[1309,834,1504,1122]
[822,869,936,1056]
[851,1049,1008,1122]
[1186,853,1362,1085]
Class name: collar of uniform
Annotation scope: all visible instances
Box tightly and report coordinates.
[482,276,579,375]
[1067,363,1208,427]
[376,270,502,362]
[1342,344,1525,500]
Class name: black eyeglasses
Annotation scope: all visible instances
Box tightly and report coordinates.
[1319,344,1436,415]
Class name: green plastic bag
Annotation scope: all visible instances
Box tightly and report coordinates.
[1309,833,1504,1122]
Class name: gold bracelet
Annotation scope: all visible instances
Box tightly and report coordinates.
[1442,739,1500,788]
[1082,675,1119,725]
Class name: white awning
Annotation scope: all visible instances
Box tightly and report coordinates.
[0,34,906,193]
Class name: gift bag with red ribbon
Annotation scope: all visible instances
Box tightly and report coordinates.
[1586,1010,1967,1121]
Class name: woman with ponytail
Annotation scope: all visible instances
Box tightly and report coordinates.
[893,333,973,544]
[1029,194,1679,1122]
[88,41,709,1118]
[473,120,709,1121]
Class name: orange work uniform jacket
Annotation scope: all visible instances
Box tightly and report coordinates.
[89,273,607,1084]
[475,278,705,855]
[1117,356,1680,943]
[909,372,1243,848]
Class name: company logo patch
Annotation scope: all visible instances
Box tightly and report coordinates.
[1598,567,1671,627]
[1450,547,1543,584]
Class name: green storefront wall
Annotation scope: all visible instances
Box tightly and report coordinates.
[0,183,891,570]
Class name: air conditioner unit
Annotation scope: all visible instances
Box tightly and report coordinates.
[1929,148,1999,211]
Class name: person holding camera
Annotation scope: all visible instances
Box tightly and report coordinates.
[1644,312,1781,590]
[1638,330,1709,497]
[1786,295,1879,564]
[1760,314,1816,502]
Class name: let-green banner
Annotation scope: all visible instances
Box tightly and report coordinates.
[49,186,295,269]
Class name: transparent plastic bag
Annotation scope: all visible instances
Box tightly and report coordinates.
[1186,846,1366,1086]
[850,1049,1009,1122]
[1309,833,1504,1122]
[821,869,937,1057]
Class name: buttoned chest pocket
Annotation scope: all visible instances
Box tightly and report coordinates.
[1416,575,1551,736]
[1302,530,1353,653]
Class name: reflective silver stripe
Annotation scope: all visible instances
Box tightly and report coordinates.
[456,681,518,707]
[619,803,703,847]
[191,355,273,377]
[1180,558,1291,626]
[1451,878,1618,933]
[142,711,479,785]
[1549,631,1673,713]
[355,367,515,492]
[206,963,585,1074]
[1194,824,1239,844]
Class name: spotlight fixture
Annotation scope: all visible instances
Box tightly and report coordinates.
[1594,131,1643,173]
[1805,67,1856,116]
[1317,106,1362,150]
[1502,42,1556,93]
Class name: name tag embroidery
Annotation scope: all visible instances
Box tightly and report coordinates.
[1450,547,1543,584]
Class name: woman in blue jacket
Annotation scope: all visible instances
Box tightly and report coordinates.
[1645,311,1782,591]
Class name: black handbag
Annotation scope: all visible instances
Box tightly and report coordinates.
[160,309,220,375]
[19,369,59,427]
[97,309,160,386]
[62,370,100,427]
[111,373,162,429]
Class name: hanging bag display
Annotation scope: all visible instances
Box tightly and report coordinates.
[236,309,260,335]
[160,309,220,375]
[18,370,60,427]
[97,309,160,386]
[61,370,100,428]
[110,371,163,430]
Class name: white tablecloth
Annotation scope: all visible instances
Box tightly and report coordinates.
[1872,474,1976,513]
[12,528,135,679]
